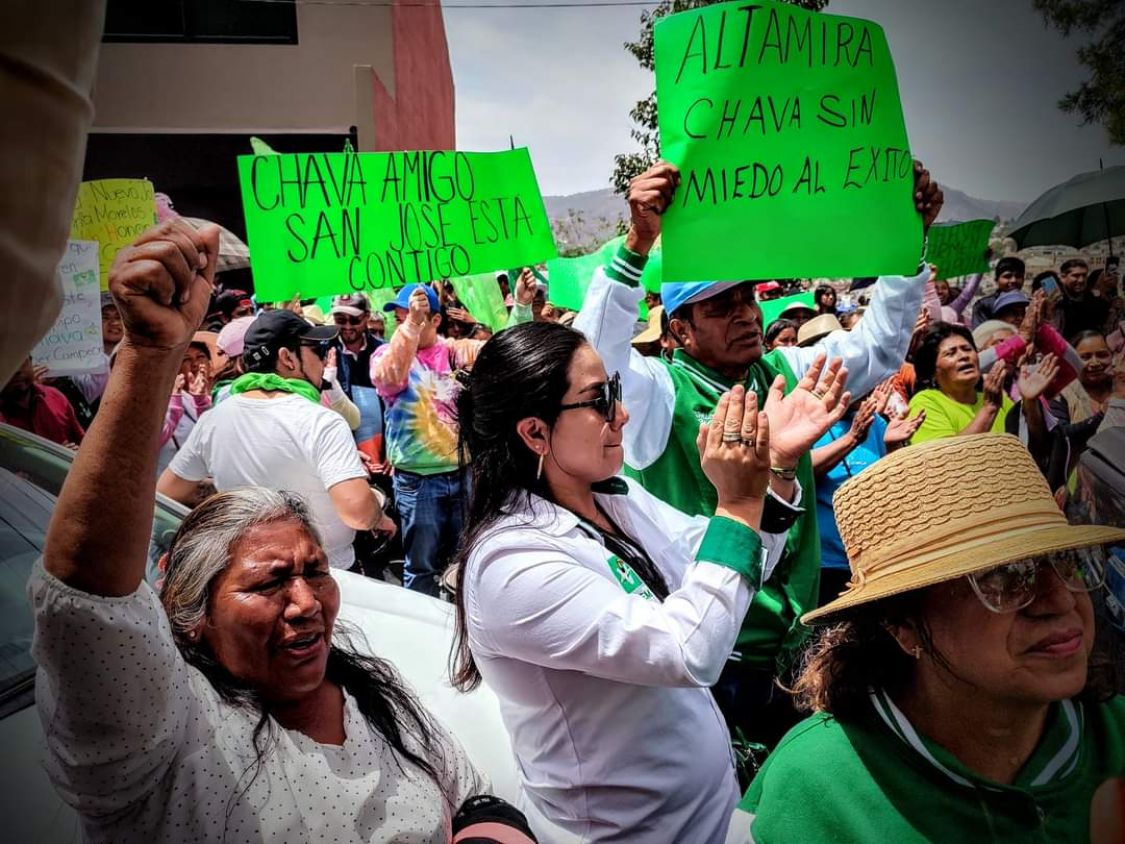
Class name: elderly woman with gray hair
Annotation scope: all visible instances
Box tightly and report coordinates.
[28,221,534,843]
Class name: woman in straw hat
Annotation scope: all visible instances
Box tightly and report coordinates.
[736,434,1125,843]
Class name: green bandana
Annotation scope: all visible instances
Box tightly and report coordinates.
[228,373,322,405]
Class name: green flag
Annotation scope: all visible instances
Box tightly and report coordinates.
[654,0,921,283]
[450,273,509,331]
[238,148,558,301]
[547,237,663,314]
[925,220,993,280]
[760,291,816,330]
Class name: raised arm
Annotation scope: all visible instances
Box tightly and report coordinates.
[574,164,681,470]
[45,220,220,596]
[774,161,944,399]
[950,273,983,316]
[503,268,536,328]
[372,289,427,396]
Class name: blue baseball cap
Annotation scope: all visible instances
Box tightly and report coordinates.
[384,283,441,315]
[993,290,1030,316]
[660,281,743,317]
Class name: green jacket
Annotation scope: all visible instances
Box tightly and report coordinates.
[740,690,1125,843]
[573,244,927,669]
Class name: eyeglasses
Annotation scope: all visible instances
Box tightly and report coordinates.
[966,546,1107,614]
[334,315,364,326]
[300,340,331,360]
[558,372,621,424]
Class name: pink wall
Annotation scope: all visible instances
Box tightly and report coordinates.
[371,0,456,151]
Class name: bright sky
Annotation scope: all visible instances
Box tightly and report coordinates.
[446,0,1124,201]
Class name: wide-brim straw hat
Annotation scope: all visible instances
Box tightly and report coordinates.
[632,305,664,345]
[798,313,843,346]
[803,434,1125,624]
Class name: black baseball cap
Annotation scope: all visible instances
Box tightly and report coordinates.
[243,310,337,371]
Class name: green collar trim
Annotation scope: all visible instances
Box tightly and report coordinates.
[871,689,1082,791]
[670,349,772,395]
[229,372,321,405]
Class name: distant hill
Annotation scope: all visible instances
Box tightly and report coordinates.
[543,186,1025,254]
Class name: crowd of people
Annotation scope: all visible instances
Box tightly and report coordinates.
[10,158,1125,844]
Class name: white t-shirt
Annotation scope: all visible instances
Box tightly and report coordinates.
[169,394,367,568]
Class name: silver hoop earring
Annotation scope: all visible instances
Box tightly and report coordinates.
[536,452,545,481]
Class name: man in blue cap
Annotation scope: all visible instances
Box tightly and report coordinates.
[371,278,535,595]
[574,160,944,745]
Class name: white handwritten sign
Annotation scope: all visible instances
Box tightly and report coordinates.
[32,240,105,376]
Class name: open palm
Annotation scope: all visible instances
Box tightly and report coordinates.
[763,354,852,466]
[1018,353,1059,402]
[884,411,925,446]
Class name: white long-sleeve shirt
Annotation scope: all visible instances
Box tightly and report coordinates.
[464,476,795,843]
[575,264,929,472]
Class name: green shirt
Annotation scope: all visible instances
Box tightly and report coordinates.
[908,387,1014,445]
[625,349,820,666]
[742,690,1125,843]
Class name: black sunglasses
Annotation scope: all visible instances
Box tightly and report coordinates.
[559,372,621,424]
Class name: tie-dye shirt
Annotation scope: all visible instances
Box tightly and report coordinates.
[371,335,476,475]
[372,302,532,475]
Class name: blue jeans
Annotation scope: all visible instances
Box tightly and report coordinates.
[393,469,467,596]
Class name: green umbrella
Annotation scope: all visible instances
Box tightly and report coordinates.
[1007,164,1125,252]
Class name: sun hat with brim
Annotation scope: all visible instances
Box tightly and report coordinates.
[797,313,843,346]
[803,433,1125,624]
[972,319,1014,349]
[632,305,664,345]
[660,281,742,317]
[993,290,1030,316]
[189,331,226,371]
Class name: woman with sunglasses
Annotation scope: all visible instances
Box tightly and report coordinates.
[449,321,847,842]
[738,434,1125,844]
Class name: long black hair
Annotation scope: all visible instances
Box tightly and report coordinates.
[913,321,977,391]
[450,321,587,690]
[160,489,447,823]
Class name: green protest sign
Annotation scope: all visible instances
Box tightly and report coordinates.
[760,291,815,329]
[654,0,921,283]
[925,219,993,280]
[237,148,558,300]
[450,273,509,331]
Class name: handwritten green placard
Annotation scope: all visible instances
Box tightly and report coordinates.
[654,0,921,283]
[71,179,157,287]
[925,219,993,280]
[238,148,558,301]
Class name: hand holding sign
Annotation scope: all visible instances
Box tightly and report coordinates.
[514,268,537,306]
[626,162,681,255]
[913,161,944,233]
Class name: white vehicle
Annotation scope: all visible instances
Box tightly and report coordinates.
[0,424,519,842]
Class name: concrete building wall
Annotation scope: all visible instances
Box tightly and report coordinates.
[91,0,454,151]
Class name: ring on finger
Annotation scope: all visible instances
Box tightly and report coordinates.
[722,431,742,443]
[812,388,827,399]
